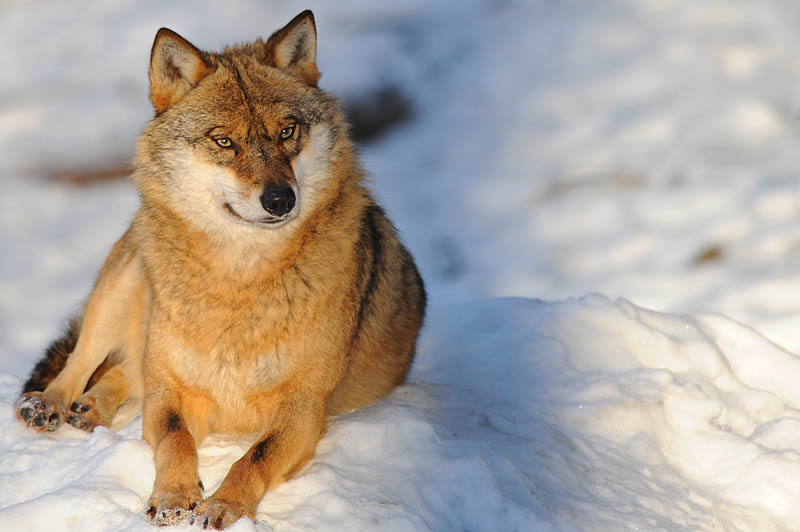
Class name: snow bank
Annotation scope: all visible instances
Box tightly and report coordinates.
[3,296,800,531]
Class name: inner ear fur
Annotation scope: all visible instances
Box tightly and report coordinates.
[262,10,320,86]
[149,28,216,113]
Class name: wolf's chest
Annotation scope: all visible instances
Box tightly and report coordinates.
[157,331,293,432]
[162,325,293,388]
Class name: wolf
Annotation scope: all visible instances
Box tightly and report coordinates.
[13,10,426,529]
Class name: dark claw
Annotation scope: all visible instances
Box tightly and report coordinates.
[19,407,33,421]
[203,516,209,529]
[70,401,88,413]
[47,413,60,431]
[67,415,87,430]
[175,509,182,517]
[189,501,198,511]
[146,505,156,518]
[161,510,167,519]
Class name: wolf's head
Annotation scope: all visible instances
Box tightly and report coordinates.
[135,11,353,242]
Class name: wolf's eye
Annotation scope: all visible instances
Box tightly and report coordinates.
[215,137,233,148]
[280,126,295,140]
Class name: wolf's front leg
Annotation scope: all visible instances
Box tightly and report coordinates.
[193,396,326,529]
[143,391,206,526]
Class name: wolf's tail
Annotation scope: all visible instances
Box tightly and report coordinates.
[22,317,81,393]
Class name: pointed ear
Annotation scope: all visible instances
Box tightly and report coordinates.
[149,28,215,113]
[265,10,320,86]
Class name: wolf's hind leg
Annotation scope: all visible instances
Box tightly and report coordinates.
[14,391,67,432]
[15,230,144,433]
[67,363,130,432]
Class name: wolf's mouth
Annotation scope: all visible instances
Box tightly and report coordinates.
[222,203,285,226]
[222,202,247,221]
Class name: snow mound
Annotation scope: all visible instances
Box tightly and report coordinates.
[2,296,800,531]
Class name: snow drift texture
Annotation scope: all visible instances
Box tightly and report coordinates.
[3,0,800,531]
[4,296,800,531]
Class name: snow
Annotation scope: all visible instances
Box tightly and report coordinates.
[5,297,800,531]
[4,0,800,530]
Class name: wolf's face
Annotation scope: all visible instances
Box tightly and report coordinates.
[135,13,343,240]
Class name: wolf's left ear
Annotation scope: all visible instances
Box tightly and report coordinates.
[149,28,216,114]
[264,10,320,86]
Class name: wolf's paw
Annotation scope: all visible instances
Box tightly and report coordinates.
[14,391,67,432]
[190,499,252,530]
[145,483,204,526]
[66,397,99,432]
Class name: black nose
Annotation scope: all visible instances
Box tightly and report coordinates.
[260,185,296,217]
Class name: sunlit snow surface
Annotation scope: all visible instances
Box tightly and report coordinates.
[3,297,800,531]
[4,0,800,530]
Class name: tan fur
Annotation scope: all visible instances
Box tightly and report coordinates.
[34,229,146,425]
[15,10,425,530]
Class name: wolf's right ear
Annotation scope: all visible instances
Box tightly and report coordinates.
[149,28,216,114]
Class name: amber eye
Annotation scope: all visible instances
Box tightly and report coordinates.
[280,126,295,140]
[215,137,233,148]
